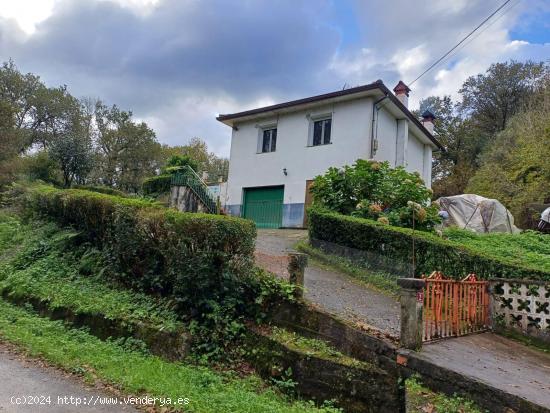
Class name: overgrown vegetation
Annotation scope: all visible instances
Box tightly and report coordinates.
[311,159,440,231]
[0,213,181,333]
[420,60,548,200]
[270,327,365,368]
[406,375,485,413]
[308,208,550,280]
[11,184,295,359]
[0,299,339,413]
[142,154,198,196]
[466,76,550,227]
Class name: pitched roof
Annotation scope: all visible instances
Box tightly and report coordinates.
[216,80,443,150]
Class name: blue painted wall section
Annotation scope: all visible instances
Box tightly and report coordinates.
[226,204,241,217]
[282,203,305,228]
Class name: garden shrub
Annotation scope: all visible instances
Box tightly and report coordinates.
[20,184,256,295]
[72,184,128,197]
[310,159,440,230]
[142,155,199,196]
[142,174,172,196]
[308,208,550,280]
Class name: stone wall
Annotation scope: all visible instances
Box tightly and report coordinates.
[247,327,405,413]
[170,185,208,213]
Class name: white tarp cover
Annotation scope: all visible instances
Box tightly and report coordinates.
[436,194,520,234]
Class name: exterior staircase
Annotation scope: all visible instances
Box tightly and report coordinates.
[170,166,219,214]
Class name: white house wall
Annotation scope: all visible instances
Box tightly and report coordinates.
[374,107,397,166]
[226,98,373,226]
[225,97,433,227]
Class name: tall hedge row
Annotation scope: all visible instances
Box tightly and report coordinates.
[22,185,257,307]
[308,208,550,281]
[142,174,172,196]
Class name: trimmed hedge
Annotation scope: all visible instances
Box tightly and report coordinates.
[308,208,550,281]
[21,185,257,308]
[142,174,172,196]
[72,184,129,197]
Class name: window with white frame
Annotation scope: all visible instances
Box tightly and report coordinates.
[260,128,277,153]
[310,116,332,146]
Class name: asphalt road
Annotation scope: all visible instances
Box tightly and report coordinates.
[0,343,137,413]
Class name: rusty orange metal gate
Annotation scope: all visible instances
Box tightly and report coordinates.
[423,271,489,342]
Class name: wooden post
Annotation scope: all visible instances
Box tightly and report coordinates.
[398,278,425,350]
[288,252,308,299]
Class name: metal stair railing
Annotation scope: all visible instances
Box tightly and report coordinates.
[171,166,219,214]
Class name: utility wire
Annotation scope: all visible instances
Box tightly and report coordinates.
[409,0,515,86]
[421,0,521,78]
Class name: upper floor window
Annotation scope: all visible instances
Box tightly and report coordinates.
[261,128,277,153]
[311,117,332,146]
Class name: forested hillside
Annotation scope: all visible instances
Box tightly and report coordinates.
[0,60,228,192]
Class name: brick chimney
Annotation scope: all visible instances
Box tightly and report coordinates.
[393,80,411,108]
[421,109,436,134]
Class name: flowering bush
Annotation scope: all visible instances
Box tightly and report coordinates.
[310,159,440,231]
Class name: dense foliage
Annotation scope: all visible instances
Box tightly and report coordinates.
[0,61,229,193]
[11,184,297,357]
[0,214,181,333]
[419,60,548,198]
[142,174,172,196]
[466,77,550,227]
[142,154,199,196]
[310,159,440,231]
[308,208,550,280]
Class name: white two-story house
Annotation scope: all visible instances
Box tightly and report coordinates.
[216,80,443,228]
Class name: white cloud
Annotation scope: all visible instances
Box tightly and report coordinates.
[0,0,547,156]
[0,0,55,33]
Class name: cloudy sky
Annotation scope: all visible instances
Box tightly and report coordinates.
[0,0,548,156]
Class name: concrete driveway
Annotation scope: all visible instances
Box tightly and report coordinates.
[255,229,400,338]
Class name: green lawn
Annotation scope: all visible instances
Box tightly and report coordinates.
[444,227,550,273]
[406,375,485,413]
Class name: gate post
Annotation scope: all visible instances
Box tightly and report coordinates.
[288,252,308,299]
[398,278,425,350]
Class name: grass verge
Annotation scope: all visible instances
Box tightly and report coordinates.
[406,375,486,413]
[295,241,399,296]
[0,299,339,413]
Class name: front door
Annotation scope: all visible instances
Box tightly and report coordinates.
[243,186,284,229]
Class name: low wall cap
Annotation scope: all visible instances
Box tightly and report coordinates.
[397,278,425,290]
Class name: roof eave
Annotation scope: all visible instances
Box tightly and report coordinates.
[217,81,444,151]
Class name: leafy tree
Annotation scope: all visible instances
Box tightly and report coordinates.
[0,100,26,187]
[459,60,546,138]
[0,60,79,150]
[94,102,162,192]
[48,108,94,187]
[22,151,60,185]
[161,137,229,182]
[466,75,550,226]
[311,159,440,231]
[163,154,199,173]
[419,61,548,198]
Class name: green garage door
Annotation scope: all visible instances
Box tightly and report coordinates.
[243,186,284,229]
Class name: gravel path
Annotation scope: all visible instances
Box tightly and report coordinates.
[0,343,137,413]
[256,229,400,338]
